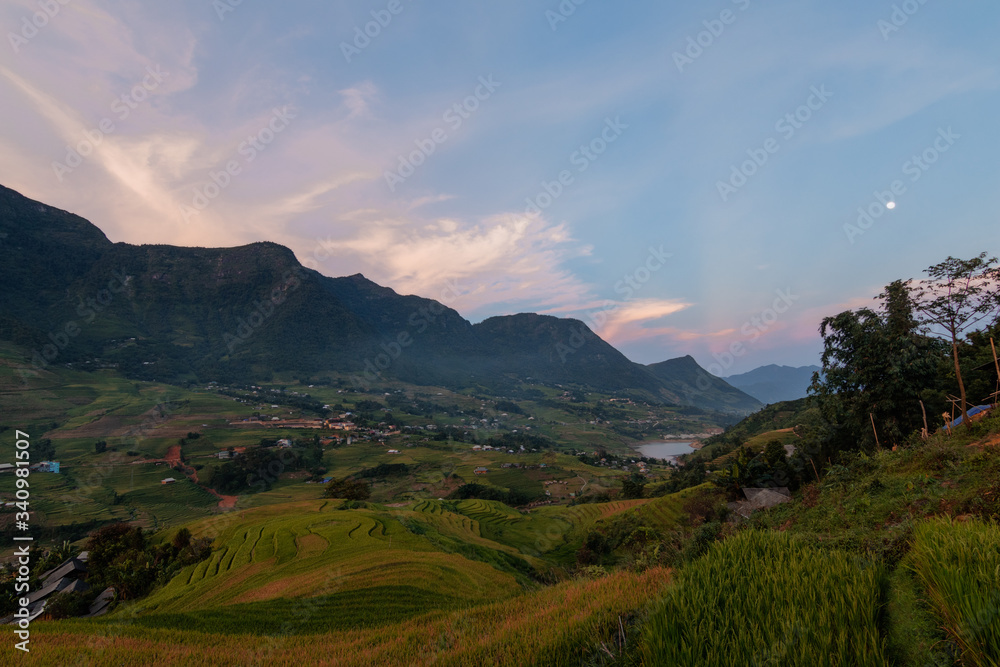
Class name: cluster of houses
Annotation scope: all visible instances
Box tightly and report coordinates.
[0,461,60,475]
[1,552,114,625]
[229,416,356,430]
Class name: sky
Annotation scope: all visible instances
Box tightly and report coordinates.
[1,0,998,376]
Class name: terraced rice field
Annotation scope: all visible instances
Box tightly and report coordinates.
[33,568,672,666]
[138,500,522,615]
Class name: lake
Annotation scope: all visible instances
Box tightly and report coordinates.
[635,441,696,460]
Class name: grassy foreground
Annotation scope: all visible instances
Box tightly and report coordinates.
[909,518,1000,667]
[641,530,888,666]
[30,568,670,666]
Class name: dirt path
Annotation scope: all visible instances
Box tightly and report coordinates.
[168,444,237,510]
[165,445,182,466]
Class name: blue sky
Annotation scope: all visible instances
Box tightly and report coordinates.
[1,0,998,374]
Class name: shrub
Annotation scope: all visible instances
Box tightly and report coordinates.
[45,590,95,619]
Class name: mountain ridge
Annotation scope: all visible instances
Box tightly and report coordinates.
[724,364,821,405]
[0,184,760,413]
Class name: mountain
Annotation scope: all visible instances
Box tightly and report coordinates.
[646,356,763,413]
[0,184,755,412]
[724,364,821,404]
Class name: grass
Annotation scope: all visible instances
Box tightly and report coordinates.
[909,517,1000,667]
[32,567,671,666]
[641,530,888,666]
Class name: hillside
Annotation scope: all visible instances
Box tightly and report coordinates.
[0,184,748,412]
[646,355,763,414]
[725,364,821,404]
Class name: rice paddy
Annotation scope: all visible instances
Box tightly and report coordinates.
[31,567,671,666]
[909,517,1000,667]
[641,530,889,666]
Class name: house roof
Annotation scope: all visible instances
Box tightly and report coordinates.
[85,587,116,618]
[60,579,90,594]
[41,558,86,589]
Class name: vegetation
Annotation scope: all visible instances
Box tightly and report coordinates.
[209,441,324,494]
[324,477,371,500]
[448,483,534,506]
[85,523,211,601]
[910,254,1000,429]
[29,568,670,666]
[641,531,888,666]
[909,518,1000,666]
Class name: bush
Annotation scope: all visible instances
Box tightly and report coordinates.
[324,477,371,501]
[45,590,95,619]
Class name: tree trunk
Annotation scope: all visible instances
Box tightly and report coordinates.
[952,340,971,429]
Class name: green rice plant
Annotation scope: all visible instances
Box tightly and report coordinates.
[641,530,888,666]
[909,517,1000,667]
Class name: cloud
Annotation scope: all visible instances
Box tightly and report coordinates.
[578,299,694,342]
[310,212,594,316]
[338,81,379,119]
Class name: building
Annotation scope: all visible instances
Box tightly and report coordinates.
[161,478,177,485]
[1,554,105,624]
[474,467,489,475]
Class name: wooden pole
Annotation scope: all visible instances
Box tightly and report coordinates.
[991,338,999,404]
[809,457,821,482]
[870,413,881,449]
[919,400,929,439]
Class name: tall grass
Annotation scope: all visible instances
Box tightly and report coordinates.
[909,517,1000,667]
[641,530,888,666]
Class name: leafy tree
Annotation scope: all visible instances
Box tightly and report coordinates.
[909,254,1000,428]
[94,440,107,454]
[171,527,192,551]
[45,590,94,619]
[621,472,646,499]
[35,438,55,460]
[811,282,941,453]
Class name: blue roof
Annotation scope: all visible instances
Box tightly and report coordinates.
[945,405,993,429]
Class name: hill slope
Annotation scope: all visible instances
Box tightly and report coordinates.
[646,356,762,414]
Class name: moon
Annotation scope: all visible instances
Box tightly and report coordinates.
[886,202,896,210]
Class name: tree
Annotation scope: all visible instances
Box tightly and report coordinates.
[171,527,192,551]
[811,282,941,453]
[621,472,646,499]
[94,440,107,454]
[323,477,371,501]
[910,254,1000,429]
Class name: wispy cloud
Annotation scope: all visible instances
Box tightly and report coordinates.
[314,212,593,316]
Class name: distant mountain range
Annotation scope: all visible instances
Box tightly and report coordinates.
[0,184,762,413]
[724,364,821,405]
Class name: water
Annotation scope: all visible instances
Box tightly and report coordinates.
[635,441,695,460]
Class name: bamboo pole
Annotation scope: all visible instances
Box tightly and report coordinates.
[809,457,821,482]
[870,413,881,449]
[991,338,999,404]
